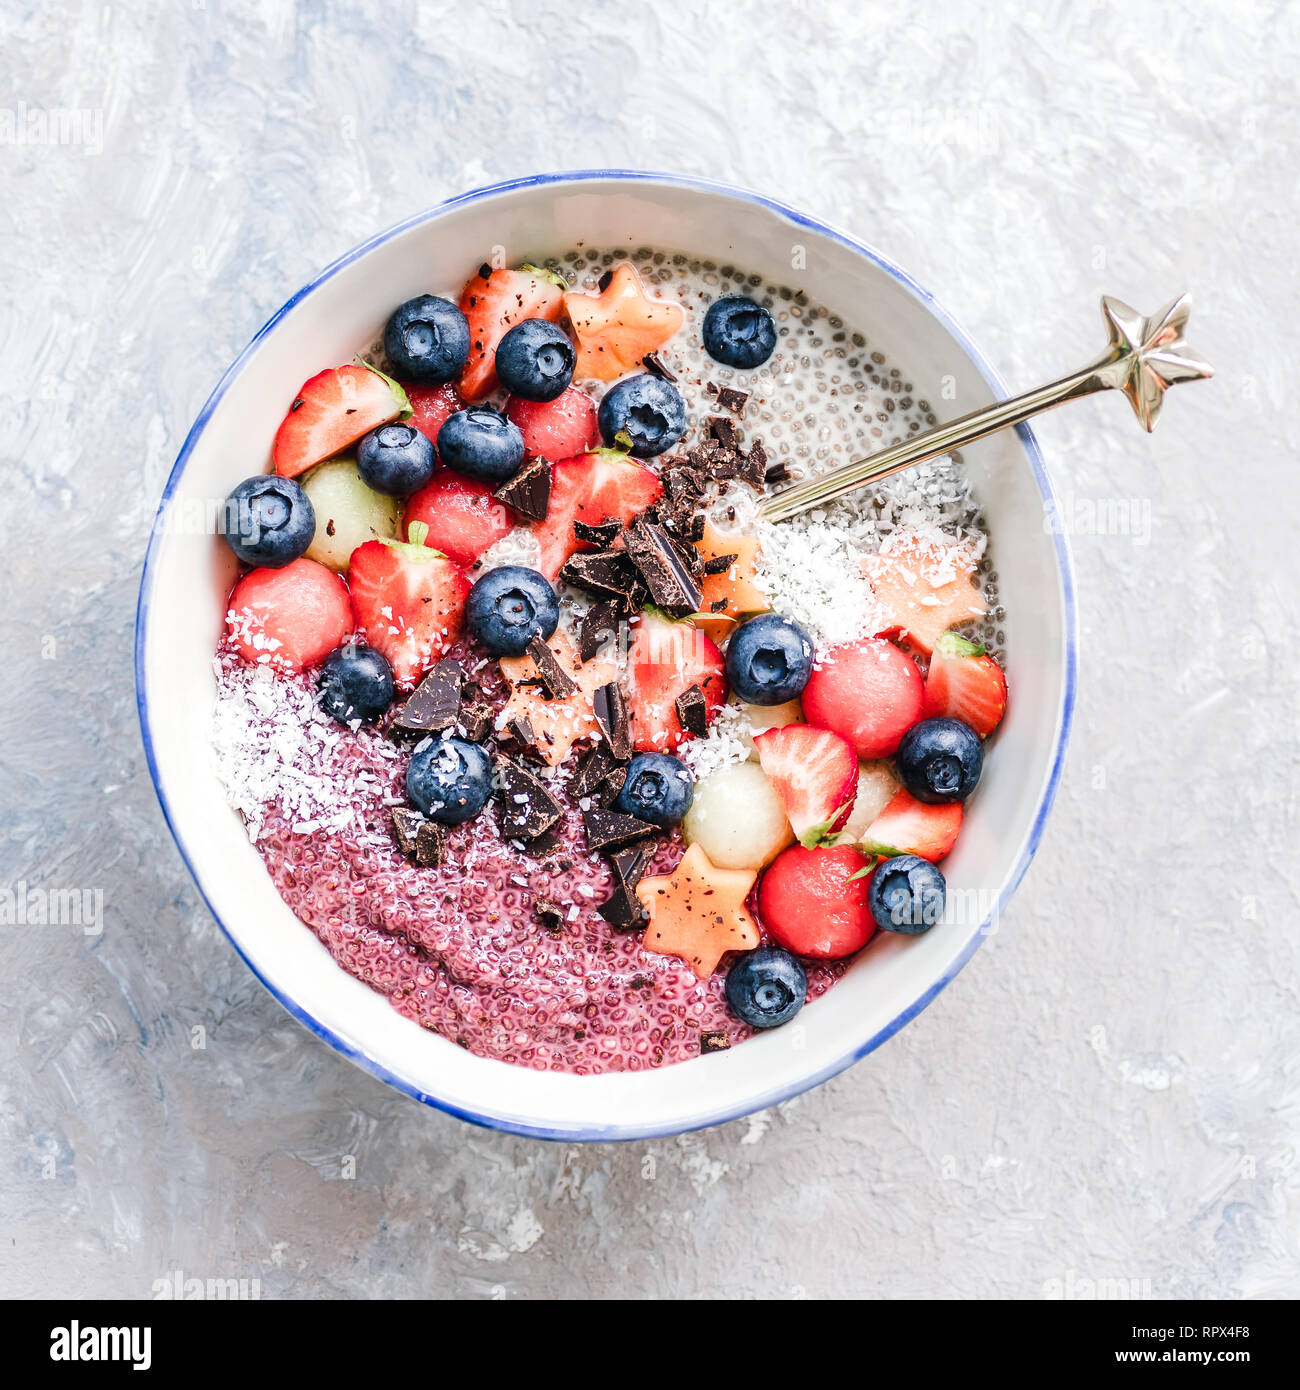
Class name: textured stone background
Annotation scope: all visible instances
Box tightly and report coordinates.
[3,0,1297,1300]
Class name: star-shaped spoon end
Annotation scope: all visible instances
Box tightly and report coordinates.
[1101,293,1214,432]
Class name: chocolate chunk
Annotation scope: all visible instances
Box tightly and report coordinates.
[596,764,628,807]
[560,549,640,605]
[687,440,740,483]
[391,808,445,867]
[573,516,622,546]
[597,844,653,929]
[534,898,565,933]
[707,415,741,450]
[739,438,768,489]
[641,351,677,383]
[391,807,423,857]
[573,742,621,797]
[688,514,706,543]
[458,701,493,742]
[493,454,551,521]
[582,806,658,854]
[526,635,578,699]
[593,681,632,760]
[765,463,791,486]
[703,551,738,576]
[496,757,564,841]
[518,828,563,859]
[502,712,536,753]
[674,683,708,738]
[700,1031,732,1053]
[709,598,729,613]
[388,658,462,738]
[715,385,749,415]
[623,518,703,613]
[578,600,620,663]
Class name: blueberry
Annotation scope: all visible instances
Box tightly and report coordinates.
[316,643,395,726]
[725,947,807,1028]
[614,753,694,828]
[437,408,524,483]
[702,296,777,369]
[406,737,493,824]
[466,566,559,656]
[896,717,983,803]
[868,854,946,935]
[220,474,316,567]
[495,319,576,402]
[383,295,470,383]
[356,421,436,496]
[724,613,814,705]
[596,374,686,457]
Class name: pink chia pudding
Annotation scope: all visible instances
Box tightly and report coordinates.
[212,246,1007,1076]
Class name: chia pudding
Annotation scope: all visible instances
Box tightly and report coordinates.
[211,247,1007,1075]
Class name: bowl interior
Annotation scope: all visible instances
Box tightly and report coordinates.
[138,174,1073,1140]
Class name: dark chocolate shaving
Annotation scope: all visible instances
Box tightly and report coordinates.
[597,845,653,930]
[496,757,564,841]
[641,351,677,382]
[582,806,658,854]
[700,1031,732,1053]
[502,712,536,752]
[739,438,768,489]
[458,701,493,743]
[674,683,708,738]
[578,600,620,663]
[493,454,551,521]
[623,518,703,613]
[573,516,622,546]
[560,549,640,605]
[714,385,749,415]
[390,808,445,867]
[534,898,565,933]
[526,635,577,699]
[709,598,729,613]
[596,764,628,807]
[593,681,632,760]
[573,743,619,797]
[703,552,738,576]
[391,807,423,857]
[388,658,462,738]
[707,415,741,450]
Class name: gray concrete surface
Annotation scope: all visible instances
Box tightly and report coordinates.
[2,0,1297,1299]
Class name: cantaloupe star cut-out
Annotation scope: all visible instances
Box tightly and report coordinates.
[499,630,616,766]
[860,534,986,654]
[637,842,761,980]
[695,522,767,618]
[563,263,685,381]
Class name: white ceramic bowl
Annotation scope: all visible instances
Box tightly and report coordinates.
[136,171,1076,1140]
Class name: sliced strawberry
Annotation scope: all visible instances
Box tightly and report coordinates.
[757,844,876,959]
[860,787,963,863]
[458,263,566,401]
[923,630,1007,737]
[753,725,858,845]
[506,386,599,461]
[272,363,408,479]
[626,609,727,753]
[802,638,924,759]
[563,264,684,381]
[405,380,464,448]
[225,557,351,674]
[403,472,512,568]
[347,522,470,688]
[533,446,664,581]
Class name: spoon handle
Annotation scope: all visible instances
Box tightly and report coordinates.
[756,293,1212,526]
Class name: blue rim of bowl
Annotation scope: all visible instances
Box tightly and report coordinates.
[135,169,1078,1142]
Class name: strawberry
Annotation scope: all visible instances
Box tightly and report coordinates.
[562,263,685,381]
[801,638,924,759]
[403,472,512,568]
[405,380,464,449]
[753,725,858,846]
[923,631,1007,737]
[458,263,567,401]
[272,363,408,479]
[757,844,876,959]
[860,788,963,863]
[532,446,664,581]
[626,609,727,753]
[347,521,470,688]
[506,386,599,461]
[225,557,351,674]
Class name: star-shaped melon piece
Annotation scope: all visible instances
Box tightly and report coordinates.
[499,630,616,766]
[563,264,685,381]
[637,842,760,980]
[694,521,766,619]
[861,534,986,654]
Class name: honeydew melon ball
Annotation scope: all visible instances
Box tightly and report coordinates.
[683,759,793,871]
[743,698,803,734]
[301,459,402,573]
[834,759,900,845]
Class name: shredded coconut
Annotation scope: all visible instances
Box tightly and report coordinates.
[678,701,755,782]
